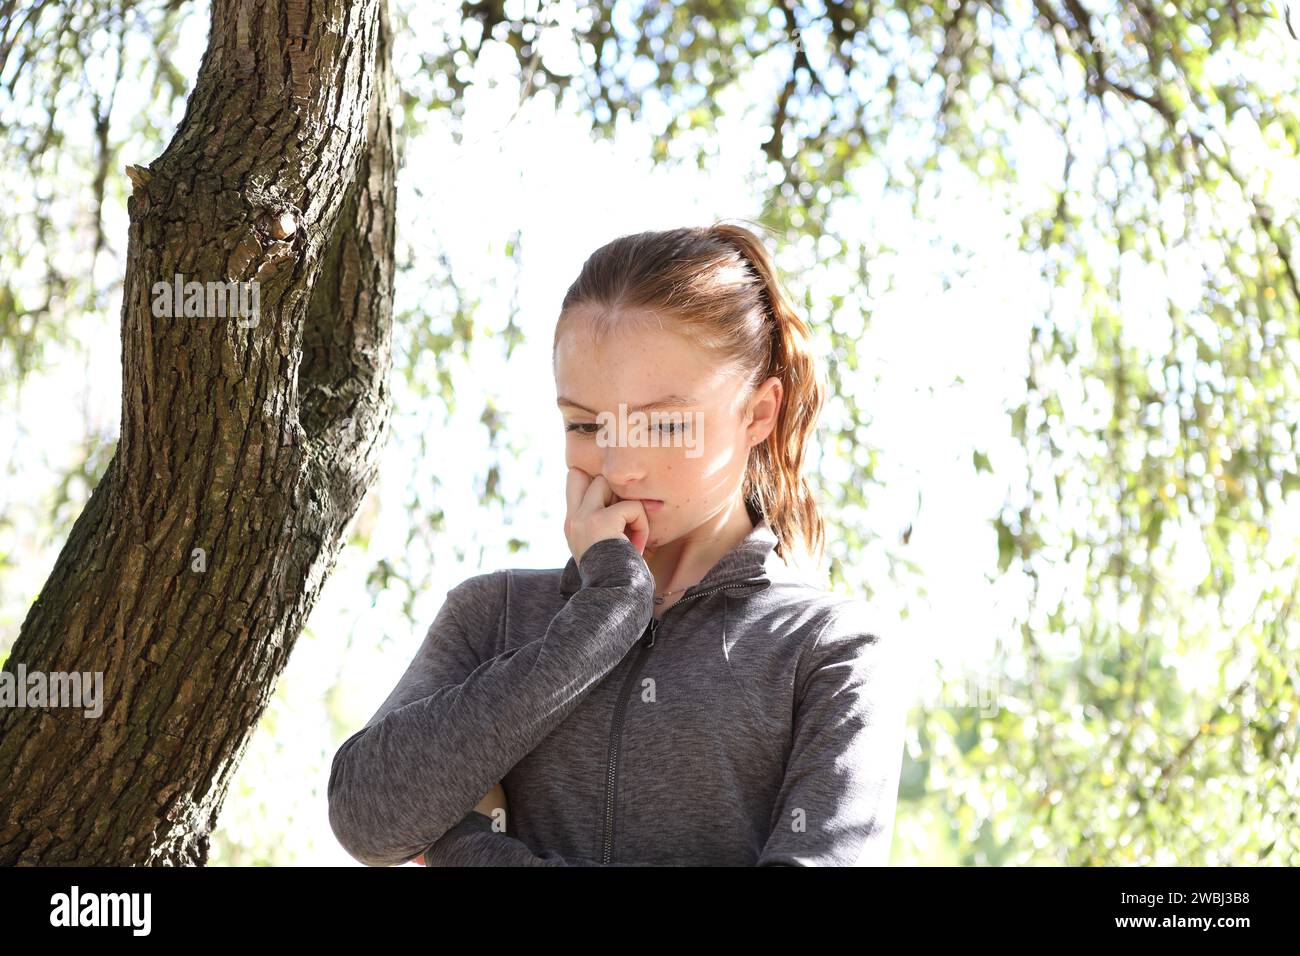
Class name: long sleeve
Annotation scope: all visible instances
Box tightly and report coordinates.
[755,600,910,866]
[420,811,656,867]
[327,536,655,867]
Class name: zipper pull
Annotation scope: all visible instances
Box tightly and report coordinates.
[640,617,658,649]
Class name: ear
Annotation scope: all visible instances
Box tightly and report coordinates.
[746,376,782,443]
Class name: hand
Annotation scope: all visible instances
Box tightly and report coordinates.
[474,781,508,824]
[413,782,509,865]
[563,466,650,563]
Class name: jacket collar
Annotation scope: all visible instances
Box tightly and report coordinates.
[559,505,783,600]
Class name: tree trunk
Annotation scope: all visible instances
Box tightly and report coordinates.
[0,0,397,864]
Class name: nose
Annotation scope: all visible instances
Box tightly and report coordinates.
[600,441,647,490]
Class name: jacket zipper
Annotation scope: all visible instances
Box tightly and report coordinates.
[598,579,767,863]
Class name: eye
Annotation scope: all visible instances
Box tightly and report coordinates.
[658,420,686,434]
[565,422,599,436]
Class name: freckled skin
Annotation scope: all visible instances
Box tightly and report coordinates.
[553,303,782,605]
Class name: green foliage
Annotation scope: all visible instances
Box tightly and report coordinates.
[0,0,194,398]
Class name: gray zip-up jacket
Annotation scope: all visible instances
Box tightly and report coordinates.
[327,514,909,866]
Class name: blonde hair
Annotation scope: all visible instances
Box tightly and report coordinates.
[552,219,827,563]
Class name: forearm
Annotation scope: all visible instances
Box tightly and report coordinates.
[328,538,654,867]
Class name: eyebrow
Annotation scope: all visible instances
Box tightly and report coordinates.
[556,394,696,415]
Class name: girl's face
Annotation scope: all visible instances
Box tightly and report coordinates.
[553,306,781,552]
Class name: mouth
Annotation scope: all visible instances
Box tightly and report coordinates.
[621,497,664,512]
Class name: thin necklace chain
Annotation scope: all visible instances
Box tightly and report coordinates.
[652,584,692,606]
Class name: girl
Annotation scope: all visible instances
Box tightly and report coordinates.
[327,221,909,866]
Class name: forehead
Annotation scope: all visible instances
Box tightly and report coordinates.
[554,307,731,401]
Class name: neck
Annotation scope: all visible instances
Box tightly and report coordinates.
[643,498,756,599]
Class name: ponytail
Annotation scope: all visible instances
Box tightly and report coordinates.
[708,221,826,564]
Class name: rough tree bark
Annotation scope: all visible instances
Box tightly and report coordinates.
[0,0,397,864]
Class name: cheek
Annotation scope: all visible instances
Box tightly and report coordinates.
[564,437,598,468]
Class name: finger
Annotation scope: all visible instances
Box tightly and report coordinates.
[565,467,590,523]
[580,473,614,516]
[610,499,650,555]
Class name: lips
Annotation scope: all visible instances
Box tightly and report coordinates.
[619,496,663,513]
